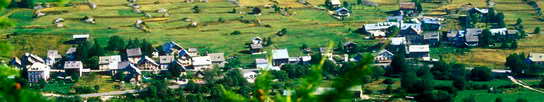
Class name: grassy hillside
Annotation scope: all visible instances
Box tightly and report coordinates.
[1,0,390,65]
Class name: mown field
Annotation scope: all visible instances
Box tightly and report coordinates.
[0,0,399,65]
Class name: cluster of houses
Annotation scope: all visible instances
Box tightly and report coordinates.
[9,40,228,83]
[362,16,438,62]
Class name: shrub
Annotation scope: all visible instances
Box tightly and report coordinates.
[469,67,493,81]
[230,31,241,35]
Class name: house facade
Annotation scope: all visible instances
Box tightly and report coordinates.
[27,63,51,83]
[192,56,213,71]
[406,45,431,61]
[136,56,160,72]
[64,61,84,77]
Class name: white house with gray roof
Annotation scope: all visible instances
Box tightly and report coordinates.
[272,49,290,66]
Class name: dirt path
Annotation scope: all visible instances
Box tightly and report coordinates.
[507,76,544,93]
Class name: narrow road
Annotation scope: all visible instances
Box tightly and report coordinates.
[507,76,544,93]
[44,84,185,98]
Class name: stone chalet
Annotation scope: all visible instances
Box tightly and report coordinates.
[406,45,431,61]
[528,53,544,65]
[272,49,289,66]
[27,63,50,83]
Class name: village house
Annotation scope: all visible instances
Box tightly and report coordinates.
[72,34,90,43]
[10,53,45,69]
[208,53,226,67]
[192,56,213,71]
[422,17,442,31]
[423,31,440,47]
[27,63,50,83]
[329,0,342,8]
[9,57,24,69]
[243,70,258,83]
[46,50,62,66]
[188,48,199,57]
[99,55,122,70]
[177,50,193,67]
[465,28,482,47]
[470,8,489,16]
[406,45,431,61]
[446,30,460,42]
[127,48,143,63]
[490,28,507,36]
[272,49,290,66]
[161,41,184,55]
[400,23,423,36]
[528,53,544,65]
[159,55,175,70]
[250,37,264,54]
[64,61,84,77]
[370,30,386,39]
[362,22,398,33]
[391,37,407,46]
[335,7,350,17]
[387,16,403,22]
[65,47,77,60]
[256,58,275,70]
[399,2,417,16]
[118,62,142,82]
[320,47,334,60]
[405,34,424,45]
[374,50,394,65]
[343,42,358,53]
[136,56,160,72]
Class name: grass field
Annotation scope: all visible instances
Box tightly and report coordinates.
[75,74,135,93]
[1,0,392,65]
